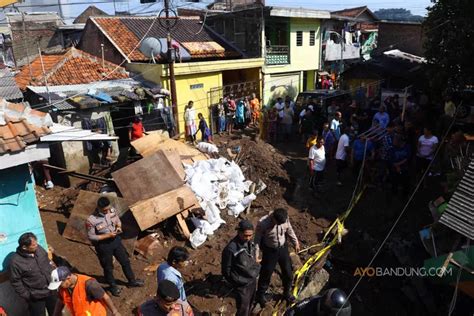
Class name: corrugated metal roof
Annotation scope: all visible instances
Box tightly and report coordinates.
[440,158,474,240]
[0,68,23,100]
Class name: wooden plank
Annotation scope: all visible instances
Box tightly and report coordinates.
[62,191,139,254]
[131,131,169,157]
[130,186,199,231]
[134,138,208,161]
[176,212,191,239]
[160,149,185,180]
[112,150,184,204]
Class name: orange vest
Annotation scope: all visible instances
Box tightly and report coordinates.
[59,274,107,316]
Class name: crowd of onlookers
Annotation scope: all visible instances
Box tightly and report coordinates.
[197,89,468,197]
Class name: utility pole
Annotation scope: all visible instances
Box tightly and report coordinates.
[164,0,179,136]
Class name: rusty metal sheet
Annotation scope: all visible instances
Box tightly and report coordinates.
[112,150,185,204]
[62,190,139,254]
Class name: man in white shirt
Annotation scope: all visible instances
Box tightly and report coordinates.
[416,126,439,179]
[335,126,350,186]
[330,112,342,140]
[308,137,326,191]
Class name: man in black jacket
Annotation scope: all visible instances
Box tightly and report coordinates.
[221,220,260,316]
[9,232,57,316]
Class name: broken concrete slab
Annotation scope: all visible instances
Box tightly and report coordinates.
[112,150,185,204]
[62,190,139,254]
[130,186,200,231]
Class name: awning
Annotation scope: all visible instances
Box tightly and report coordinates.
[40,124,118,142]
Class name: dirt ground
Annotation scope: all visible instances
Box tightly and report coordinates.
[37,129,472,315]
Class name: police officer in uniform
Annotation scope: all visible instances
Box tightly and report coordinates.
[137,280,193,316]
[86,197,144,296]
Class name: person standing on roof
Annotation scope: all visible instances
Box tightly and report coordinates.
[49,266,121,316]
[9,232,57,316]
[222,220,260,316]
[86,197,144,297]
[157,247,189,302]
[254,208,300,307]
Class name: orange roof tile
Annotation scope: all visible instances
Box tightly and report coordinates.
[15,47,129,90]
[91,17,240,62]
[0,99,52,155]
[93,17,146,62]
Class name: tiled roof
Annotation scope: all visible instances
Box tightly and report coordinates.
[0,68,23,100]
[332,6,378,21]
[73,5,108,24]
[0,99,52,155]
[15,47,129,90]
[91,16,240,62]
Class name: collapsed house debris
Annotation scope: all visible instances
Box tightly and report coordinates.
[184,158,258,248]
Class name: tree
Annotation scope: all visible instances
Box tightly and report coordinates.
[374,8,424,22]
[423,0,474,96]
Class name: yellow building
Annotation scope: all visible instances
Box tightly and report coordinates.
[127,58,264,135]
[206,6,330,106]
[78,16,264,136]
[261,8,330,105]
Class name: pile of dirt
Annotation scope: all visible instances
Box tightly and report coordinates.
[225,137,291,205]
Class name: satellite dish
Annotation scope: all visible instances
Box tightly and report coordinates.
[139,37,162,63]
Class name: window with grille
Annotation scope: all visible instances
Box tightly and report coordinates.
[310,30,316,46]
[296,31,303,46]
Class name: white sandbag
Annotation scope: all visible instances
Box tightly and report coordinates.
[190,229,208,249]
[241,193,257,207]
[228,203,246,217]
[196,142,218,154]
[185,157,253,246]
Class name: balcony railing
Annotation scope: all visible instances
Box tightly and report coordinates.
[265,45,290,65]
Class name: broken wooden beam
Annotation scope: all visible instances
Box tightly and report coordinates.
[44,164,111,183]
[176,212,191,239]
[130,186,200,231]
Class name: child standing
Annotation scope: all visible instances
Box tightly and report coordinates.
[197,113,213,143]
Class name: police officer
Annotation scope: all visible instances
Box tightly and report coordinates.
[86,197,144,296]
[137,280,193,316]
[284,288,351,316]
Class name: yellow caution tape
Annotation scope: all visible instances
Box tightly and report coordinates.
[272,186,366,315]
